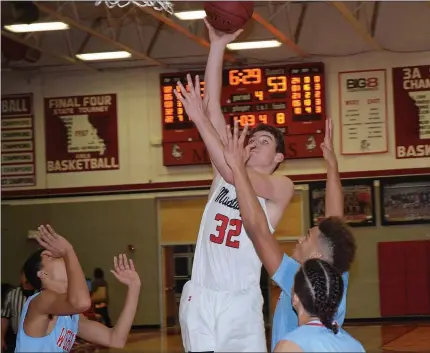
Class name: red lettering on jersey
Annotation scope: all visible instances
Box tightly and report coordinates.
[209,213,243,249]
[57,328,76,351]
[56,328,66,347]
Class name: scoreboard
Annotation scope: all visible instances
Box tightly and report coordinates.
[160,62,326,166]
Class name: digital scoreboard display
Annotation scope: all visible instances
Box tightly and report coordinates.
[160,62,326,166]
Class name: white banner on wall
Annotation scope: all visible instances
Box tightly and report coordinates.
[339,69,388,155]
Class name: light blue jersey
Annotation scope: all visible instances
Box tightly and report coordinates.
[279,321,365,352]
[15,292,80,352]
[271,255,349,351]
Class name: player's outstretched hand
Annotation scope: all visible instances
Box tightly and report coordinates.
[203,18,243,46]
[36,225,73,258]
[174,74,208,123]
[321,118,337,168]
[221,119,254,170]
[111,254,141,288]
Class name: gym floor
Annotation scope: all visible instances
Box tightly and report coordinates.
[75,321,430,352]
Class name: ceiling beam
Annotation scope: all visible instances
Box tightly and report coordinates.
[252,11,308,57]
[329,1,383,51]
[370,2,381,37]
[34,2,165,66]
[1,30,98,71]
[137,6,236,63]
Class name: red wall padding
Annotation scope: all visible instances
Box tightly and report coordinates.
[378,241,407,316]
[378,240,430,316]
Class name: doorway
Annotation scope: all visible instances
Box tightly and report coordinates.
[162,244,195,328]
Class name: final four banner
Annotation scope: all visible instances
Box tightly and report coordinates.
[392,65,430,159]
[1,94,37,187]
[44,94,120,173]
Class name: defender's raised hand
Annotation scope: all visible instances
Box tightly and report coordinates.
[111,254,141,288]
[203,18,243,46]
[36,225,73,258]
[221,120,253,170]
[321,118,337,167]
[174,74,208,122]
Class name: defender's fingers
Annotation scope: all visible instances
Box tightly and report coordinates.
[239,124,248,145]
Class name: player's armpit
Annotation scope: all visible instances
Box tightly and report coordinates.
[78,314,125,348]
[30,290,91,316]
[247,171,294,207]
[274,340,304,352]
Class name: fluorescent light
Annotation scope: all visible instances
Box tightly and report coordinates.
[227,40,282,51]
[76,51,132,61]
[4,22,69,33]
[174,10,206,20]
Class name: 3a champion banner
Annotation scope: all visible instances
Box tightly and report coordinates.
[392,65,430,159]
[44,94,120,173]
[1,94,37,188]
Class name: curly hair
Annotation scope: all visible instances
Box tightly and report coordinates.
[318,217,356,273]
[294,258,344,333]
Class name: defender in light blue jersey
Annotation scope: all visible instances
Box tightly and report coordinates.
[16,225,141,352]
[274,259,364,352]
[221,118,357,351]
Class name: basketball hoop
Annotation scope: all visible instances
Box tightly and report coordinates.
[95,0,174,15]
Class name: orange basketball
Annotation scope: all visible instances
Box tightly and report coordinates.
[204,1,254,34]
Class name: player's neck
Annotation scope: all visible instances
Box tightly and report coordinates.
[298,313,319,326]
[247,165,274,175]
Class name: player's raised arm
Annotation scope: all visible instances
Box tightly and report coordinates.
[321,119,343,218]
[203,19,242,141]
[220,123,284,276]
[77,254,141,348]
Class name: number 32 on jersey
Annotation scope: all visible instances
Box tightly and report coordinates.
[210,213,242,249]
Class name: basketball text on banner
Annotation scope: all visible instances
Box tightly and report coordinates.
[392,65,430,159]
[1,94,37,188]
[44,94,120,173]
[338,69,388,155]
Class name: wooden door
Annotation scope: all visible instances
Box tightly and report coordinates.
[269,241,297,323]
[163,246,177,327]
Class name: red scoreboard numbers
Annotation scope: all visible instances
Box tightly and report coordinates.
[160,63,326,166]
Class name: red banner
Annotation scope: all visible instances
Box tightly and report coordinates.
[1,93,36,188]
[392,65,430,159]
[44,94,119,173]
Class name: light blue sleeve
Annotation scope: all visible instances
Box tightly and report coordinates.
[272,254,300,295]
[334,272,349,326]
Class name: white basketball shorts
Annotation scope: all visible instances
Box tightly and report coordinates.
[179,280,267,352]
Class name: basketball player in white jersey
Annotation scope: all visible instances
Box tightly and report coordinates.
[174,21,294,352]
[221,112,357,351]
[15,225,140,352]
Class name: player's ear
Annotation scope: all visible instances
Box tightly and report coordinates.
[37,270,47,280]
[274,153,284,164]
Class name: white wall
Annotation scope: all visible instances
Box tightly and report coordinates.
[3,50,430,192]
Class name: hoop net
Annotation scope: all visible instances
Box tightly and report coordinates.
[95,0,174,15]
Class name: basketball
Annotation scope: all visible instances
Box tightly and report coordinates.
[204,1,254,34]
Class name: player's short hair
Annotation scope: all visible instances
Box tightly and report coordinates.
[294,259,344,334]
[250,124,285,155]
[318,217,356,274]
[23,249,44,290]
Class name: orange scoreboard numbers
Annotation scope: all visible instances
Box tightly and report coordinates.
[160,63,325,166]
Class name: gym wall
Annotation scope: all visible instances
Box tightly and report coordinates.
[2,50,429,325]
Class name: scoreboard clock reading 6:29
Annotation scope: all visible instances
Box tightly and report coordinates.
[160,62,326,166]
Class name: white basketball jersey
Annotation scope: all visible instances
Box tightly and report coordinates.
[191,176,274,291]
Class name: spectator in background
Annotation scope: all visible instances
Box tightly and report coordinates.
[1,269,36,352]
[91,268,112,327]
